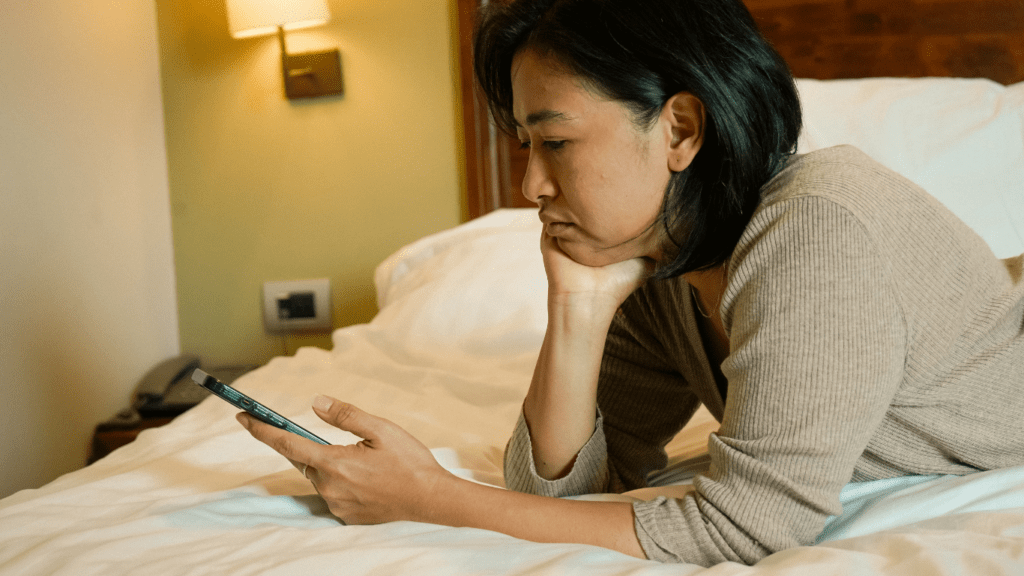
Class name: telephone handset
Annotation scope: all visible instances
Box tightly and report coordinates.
[134,354,209,418]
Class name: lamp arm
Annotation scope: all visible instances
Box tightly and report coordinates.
[277,26,289,79]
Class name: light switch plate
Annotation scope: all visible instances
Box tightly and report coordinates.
[262,278,332,333]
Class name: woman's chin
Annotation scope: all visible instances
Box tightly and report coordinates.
[557,238,639,268]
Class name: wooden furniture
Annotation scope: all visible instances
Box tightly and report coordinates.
[455,0,1024,219]
[89,415,175,464]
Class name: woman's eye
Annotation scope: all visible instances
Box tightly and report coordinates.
[518,140,565,151]
[518,140,566,151]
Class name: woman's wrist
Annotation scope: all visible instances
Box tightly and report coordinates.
[409,467,463,525]
[547,291,621,334]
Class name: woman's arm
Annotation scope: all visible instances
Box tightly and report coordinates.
[506,283,705,496]
[522,233,653,479]
[432,472,644,557]
[521,293,619,479]
[236,400,646,559]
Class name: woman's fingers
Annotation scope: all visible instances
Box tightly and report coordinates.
[236,399,450,525]
[236,412,324,468]
[310,395,387,443]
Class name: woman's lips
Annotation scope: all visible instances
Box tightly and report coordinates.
[544,221,574,236]
[539,211,574,236]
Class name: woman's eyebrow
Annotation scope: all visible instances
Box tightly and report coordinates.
[516,109,573,127]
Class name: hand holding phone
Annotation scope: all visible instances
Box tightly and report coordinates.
[191,368,330,445]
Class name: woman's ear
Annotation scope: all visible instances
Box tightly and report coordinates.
[663,92,705,172]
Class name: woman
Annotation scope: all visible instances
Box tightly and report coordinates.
[237,0,1024,566]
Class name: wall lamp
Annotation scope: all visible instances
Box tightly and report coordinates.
[226,0,343,100]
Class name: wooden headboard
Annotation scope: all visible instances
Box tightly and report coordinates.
[457,0,1024,219]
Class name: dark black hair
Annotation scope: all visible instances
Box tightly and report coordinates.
[473,0,802,278]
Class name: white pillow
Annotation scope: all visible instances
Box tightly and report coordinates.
[370,209,546,358]
[796,77,1024,258]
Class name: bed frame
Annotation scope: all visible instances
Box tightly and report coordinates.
[456,0,1024,219]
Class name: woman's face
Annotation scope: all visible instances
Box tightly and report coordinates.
[510,48,678,267]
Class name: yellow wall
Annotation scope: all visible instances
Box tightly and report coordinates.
[156,0,464,366]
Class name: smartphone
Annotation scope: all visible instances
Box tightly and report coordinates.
[191,368,330,445]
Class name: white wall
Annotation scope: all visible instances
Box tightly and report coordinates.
[0,2,180,498]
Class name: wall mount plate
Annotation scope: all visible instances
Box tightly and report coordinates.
[262,278,332,333]
[284,49,343,99]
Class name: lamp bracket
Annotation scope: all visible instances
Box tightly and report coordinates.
[276,26,343,100]
[283,50,343,99]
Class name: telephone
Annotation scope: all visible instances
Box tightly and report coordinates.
[133,354,207,418]
[128,355,259,418]
[92,356,259,463]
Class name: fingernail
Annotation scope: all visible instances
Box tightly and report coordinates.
[312,394,333,412]
[236,412,250,429]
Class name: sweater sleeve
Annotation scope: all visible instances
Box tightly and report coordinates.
[503,409,611,496]
[634,196,909,566]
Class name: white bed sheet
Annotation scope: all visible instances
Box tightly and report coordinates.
[2,78,1023,575]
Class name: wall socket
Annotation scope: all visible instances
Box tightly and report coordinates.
[262,278,332,333]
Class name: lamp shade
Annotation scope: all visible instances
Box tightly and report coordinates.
[226,0,331,39]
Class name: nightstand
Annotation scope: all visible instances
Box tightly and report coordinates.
[89,412,175,464]
[88,364,257,464]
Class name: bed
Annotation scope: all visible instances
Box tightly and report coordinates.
[3,3,1024,575]
[1,73,1021,575]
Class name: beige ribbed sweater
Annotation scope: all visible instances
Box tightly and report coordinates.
[504,146,1024,566]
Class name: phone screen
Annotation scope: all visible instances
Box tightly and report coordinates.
[191,369,330,445]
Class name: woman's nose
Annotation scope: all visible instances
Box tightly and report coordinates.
[521,152,556,205]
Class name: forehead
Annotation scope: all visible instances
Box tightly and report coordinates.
[510,48,601,126]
